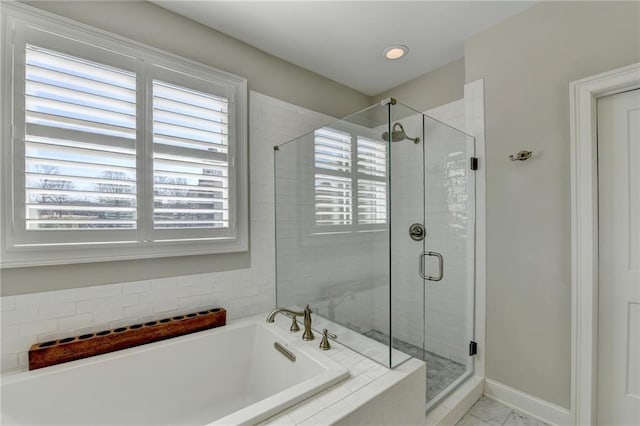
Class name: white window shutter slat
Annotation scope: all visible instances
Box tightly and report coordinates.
[314,128,353,226]
[24,45,138,231]
[313,131,388,228]
[357,136,387,225]
[152,79,230,230]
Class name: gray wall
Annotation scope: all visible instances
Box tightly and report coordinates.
[22,1,370,119]
[374,58,465,112]
[1,1,370,296]
[465,1,640,408]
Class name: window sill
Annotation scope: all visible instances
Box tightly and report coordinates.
[0,237,248,268]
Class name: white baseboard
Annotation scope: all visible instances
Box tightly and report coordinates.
[484,379,572,426]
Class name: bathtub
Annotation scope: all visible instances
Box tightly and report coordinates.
[0,315,350,425]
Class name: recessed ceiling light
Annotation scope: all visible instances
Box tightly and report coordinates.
[384,45,409,60]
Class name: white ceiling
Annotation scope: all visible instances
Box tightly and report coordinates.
[153,1,535,95]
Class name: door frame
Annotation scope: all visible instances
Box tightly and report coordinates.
[570,62,640,425]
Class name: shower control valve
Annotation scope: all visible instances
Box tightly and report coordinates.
[409,223,426,241]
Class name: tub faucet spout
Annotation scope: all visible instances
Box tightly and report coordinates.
[266,305,315,341]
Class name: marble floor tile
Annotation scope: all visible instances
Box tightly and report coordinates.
[466,397,513,426]
[456,413,494,426]
[457,397,550,426]
[503,411,549,426]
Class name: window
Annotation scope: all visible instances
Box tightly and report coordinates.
[356,136,387,225]
[314,128,353,226]
[23,45,138,235]
[313,127,387,230]
[152,79,230,231]
[1,5,247,266]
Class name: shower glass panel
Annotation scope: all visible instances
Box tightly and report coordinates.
[274,99,475,407]
[422,114,476,408]
[274,101,404,368]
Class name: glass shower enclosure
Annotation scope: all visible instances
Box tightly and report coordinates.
[274,98,476,409]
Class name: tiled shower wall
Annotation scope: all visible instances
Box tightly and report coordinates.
[0,92,329,373]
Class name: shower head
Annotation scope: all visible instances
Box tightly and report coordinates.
[381,122,420,144]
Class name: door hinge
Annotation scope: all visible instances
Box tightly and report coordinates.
[469,340,478,356]
[470,157,479,170]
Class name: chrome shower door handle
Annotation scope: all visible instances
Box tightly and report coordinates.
[419,251,444,282]
[428,251,444,281]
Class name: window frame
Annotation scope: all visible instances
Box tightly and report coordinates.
[0,3,248,267]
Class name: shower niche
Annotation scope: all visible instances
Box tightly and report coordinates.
[274,98,476,409]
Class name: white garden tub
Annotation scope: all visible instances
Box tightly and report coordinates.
[0,315,349,425]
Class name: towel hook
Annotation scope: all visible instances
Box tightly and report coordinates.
[509,150,532,161]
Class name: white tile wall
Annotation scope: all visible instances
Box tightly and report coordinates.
[1,273,273,371]
[333,366,426,426]
[0,91,321,373]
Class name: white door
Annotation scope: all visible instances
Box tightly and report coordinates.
[597,88,640,426]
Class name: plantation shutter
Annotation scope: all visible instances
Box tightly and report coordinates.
[23,45,138,234]
[151,70,232,236]
[4,12,248,266]
[356,136,387,225]
[314,128,352,226]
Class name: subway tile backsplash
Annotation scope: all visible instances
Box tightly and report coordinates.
[0,91,327,373]
[1,274,272,371]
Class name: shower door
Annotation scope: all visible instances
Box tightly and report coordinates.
[422,113,476,408]
[385,100,476,403]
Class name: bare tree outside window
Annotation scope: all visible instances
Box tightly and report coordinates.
[31,164,75,227]
[95,171,136,225]
[33,164,74,204]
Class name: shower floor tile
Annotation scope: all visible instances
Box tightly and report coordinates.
[363,329,466,402]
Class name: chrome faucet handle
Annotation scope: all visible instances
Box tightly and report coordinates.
[319,329,337,351]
